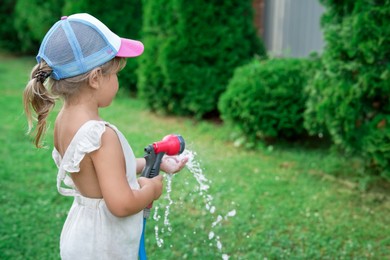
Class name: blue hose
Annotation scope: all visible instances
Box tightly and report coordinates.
[139,218,147,260]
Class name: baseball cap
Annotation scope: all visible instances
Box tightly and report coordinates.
[36,13,144,80]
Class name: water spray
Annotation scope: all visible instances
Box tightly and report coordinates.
[139,134,185,260]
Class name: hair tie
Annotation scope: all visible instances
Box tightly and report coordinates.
[34,70,51,84]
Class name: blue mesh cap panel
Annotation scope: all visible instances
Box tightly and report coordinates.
[70,21,109,58]
[43,25,75,68]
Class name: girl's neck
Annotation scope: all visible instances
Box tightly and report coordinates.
[61,100,101,122]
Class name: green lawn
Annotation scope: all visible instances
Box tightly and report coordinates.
[0,55,389,259]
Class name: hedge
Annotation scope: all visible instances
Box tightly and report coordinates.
[305,0,390,178]
[138,0,266,118]
[136,0,169,111]
[13,0,64,54]
[219,58,314,144]
[0,0,20,52]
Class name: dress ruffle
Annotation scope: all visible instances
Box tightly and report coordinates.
[63,122,105,173]
[53,121,106,173]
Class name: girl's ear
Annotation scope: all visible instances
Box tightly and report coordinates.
[89,68,102,90]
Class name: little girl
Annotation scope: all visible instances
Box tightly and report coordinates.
[23,13,187,259]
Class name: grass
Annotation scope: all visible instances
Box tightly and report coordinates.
[0,54,389,259]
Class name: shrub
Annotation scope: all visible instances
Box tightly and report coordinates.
[219,58,313,144]
[305,0,390,178]
[138,0,266,118]
[136,0,168,111]
[13,0,64,54]
[0,0,19,52]
[63,0,142,93]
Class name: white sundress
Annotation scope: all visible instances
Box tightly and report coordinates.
[52,120,143,260]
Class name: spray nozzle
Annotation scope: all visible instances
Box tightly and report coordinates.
[141,134,185,180]
[152,134,185,155]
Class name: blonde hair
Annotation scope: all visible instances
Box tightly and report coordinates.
[23,57,126,148]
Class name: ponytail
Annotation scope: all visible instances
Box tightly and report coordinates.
[23,61,56,148]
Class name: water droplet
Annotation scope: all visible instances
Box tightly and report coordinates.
[226,209,236,217]
[222,254,230,260]
[154,226,164,247]
[217,239,222,250]
[212,215,223,227]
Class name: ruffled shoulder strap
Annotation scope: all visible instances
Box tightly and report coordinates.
[54,120,107,196]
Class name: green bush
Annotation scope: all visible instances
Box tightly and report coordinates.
[138,0,266,118]
[219,58,313,144]
[13,0,64,54]
[63,0,142,93]
[305,0,390,178]
[136,0,168,110]
[0,0,19,52]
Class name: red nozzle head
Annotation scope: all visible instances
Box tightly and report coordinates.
[153,134,185,155]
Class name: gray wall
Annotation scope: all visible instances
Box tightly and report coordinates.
[263,0,325,57]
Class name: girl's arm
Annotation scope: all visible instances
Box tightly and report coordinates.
[91,127,163,217]
[136,158,146,174]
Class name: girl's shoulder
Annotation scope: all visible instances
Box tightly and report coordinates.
[53,120,109,172]
[54,120,109,156]
[64,120,109,147]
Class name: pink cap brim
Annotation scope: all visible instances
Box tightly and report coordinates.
[116,38,144,57]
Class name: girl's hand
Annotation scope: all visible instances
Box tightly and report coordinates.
[160,155,188,174]
[138,175,163,200]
